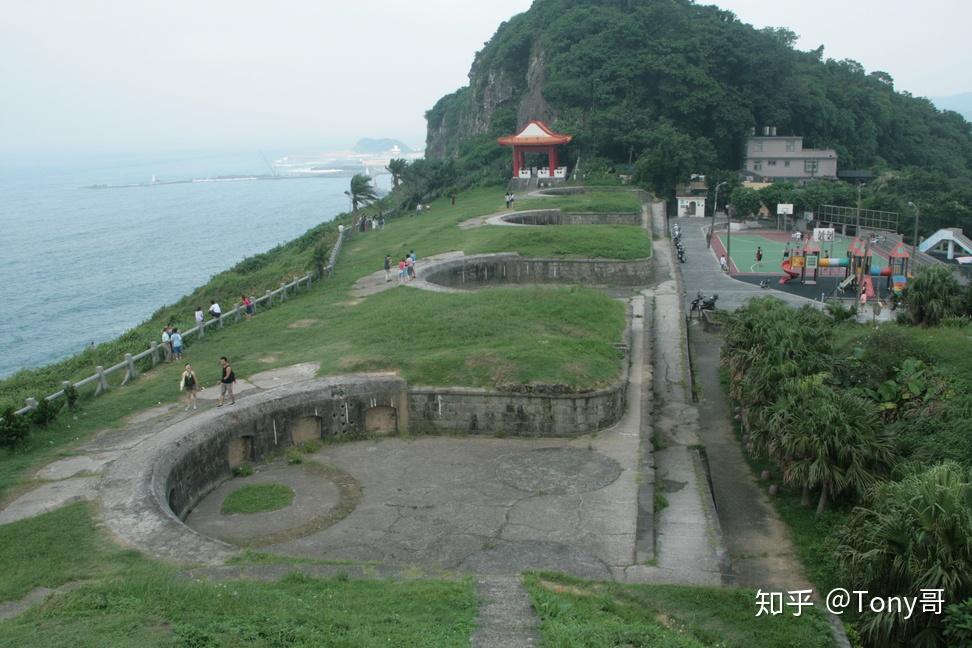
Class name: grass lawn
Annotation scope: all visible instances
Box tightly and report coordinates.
[220,483,295,514]
[0,503,476,647]
[0,502,146,601]
[515,190,642,213]
[525,573,835,648]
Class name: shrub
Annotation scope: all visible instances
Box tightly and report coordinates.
[905,265,961,326]
[0,407,30,448]
[63,384,79,411]
[30,398,61,428]
[836,462,972,646]
[824,299,857,323]
[944,598,972,648]
[232,463,254,478]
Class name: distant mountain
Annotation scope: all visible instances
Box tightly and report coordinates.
[931,92,972,121]
[353,138,413,154]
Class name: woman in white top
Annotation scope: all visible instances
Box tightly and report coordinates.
[194,306,205,327]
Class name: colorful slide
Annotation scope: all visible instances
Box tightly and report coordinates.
[779,259,800,284]
[861,275,876,299]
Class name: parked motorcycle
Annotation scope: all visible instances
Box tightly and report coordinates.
[677,247,686,263]
[700,294,719,311]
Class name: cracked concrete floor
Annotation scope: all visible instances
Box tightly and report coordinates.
[200,432,643,580]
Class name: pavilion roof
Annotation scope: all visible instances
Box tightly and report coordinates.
[498,120,573,146]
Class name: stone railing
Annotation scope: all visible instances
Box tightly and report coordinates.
[12,227,354,417]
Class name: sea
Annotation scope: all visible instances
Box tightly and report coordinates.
[0,150,387,380]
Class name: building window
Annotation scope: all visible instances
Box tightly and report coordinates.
[768,160,777,166]
[784,160,790,167]
[786,140,796,152]
[753,161,762,171]
[752,141,763,152]
[804,160,818,174]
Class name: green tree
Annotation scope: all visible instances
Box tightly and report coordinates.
[837,462,972,647]
[345,174,377,212]
[633,121,715,196]
[905,265,961,326]
[385,158,408,188]
[728,186,762,217]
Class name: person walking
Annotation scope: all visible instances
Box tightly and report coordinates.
[720,254,729,273]
[209,300,221,321]
[384,255,392,282]
[217,356,236,407]
[170,328,183,360]
[398,257,406,283]
[409,249,417,279]
[241,294,254,320]
[755,246,763,268]
[405,255,414,281]
[161,327,172,362]
[194,306,205,329]
[180,363,199,411]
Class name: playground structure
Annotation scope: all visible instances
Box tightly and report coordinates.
[779,235,910,301]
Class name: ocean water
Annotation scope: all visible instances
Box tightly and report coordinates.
[0,151,379,379]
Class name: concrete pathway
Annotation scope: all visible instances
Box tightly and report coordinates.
[471,575,540,648]
[629,201,728,586]
[351,251,466,298]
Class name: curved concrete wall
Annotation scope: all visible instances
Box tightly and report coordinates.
[101,374,408,563]
[500,209,641,226]
[422,253,652,289]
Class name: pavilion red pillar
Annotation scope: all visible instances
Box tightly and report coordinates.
[512,146,521,176]
[548,146,558,173]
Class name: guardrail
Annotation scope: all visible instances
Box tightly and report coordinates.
[10,225,349,419]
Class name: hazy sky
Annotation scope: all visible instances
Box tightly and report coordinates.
[0,0,968,156]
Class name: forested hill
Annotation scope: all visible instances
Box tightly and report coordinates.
[426,0,972,187]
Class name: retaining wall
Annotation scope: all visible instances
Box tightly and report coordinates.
[422,253,652,289]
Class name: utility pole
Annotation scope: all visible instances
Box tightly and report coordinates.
[709,181,727,248]
[726,204,734,270]
[909,201,920,261]
[856,182,865,235]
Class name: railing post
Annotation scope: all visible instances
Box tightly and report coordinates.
[95,366,109,395]
[121,353,137,385]
[265,289,272,306]
[150,341,160,366]
[219,313,224,328]
[280,282,287,301]
[235,305,242,322]
[25,397,38,411]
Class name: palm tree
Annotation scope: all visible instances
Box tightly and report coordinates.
[837,462,972,647]
[385,158,408,188]
[345,174,377,212]
[766,373,895,514]
[905,265,960,326]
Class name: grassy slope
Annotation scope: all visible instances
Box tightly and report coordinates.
[0,504,476,648]
[0,186,647,410]
[525,573,835,648]
[0,186,637,500]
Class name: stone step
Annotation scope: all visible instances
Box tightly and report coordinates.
[471,575,540,648]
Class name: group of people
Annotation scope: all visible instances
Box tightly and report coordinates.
[356,215,385,232]
[177,356,237,411]
[504,192,516,209]
[160,326,184,361]
[384,250,418,282]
